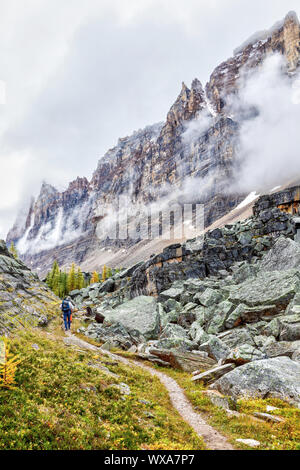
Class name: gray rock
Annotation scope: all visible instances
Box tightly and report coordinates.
[260,236,300,272]
[228,270,300,308]
[192,363,235,385]
[264,340,300,358]
[201,390,236,411]
[199,336,230,362]
[225,344,266,365]
[160,287,184,301]
[189,321,211,345]
[149,348,216,372]
[253,412,284,423]
[108,383,131,395]
[194,288,223,307]
[207,301,235,334]
[279,316,300,341]
[103,296,160,340]
[218,328,255,348]
[236,439,260,448]
[211,357,300,406]
[160,323,188,340]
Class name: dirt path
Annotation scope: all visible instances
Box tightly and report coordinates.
[64,333,234,450]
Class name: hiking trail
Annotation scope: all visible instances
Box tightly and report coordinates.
[64,332,234,451]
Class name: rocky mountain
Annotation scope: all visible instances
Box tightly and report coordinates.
[7,11,300,276]
[0,241,58,335]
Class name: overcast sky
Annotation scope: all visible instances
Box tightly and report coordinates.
[0,0,300,238]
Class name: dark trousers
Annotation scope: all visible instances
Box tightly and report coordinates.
[63,311,71,330]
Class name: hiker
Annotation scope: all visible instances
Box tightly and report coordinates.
[61,296,74,331]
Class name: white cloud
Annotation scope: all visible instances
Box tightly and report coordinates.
[232,54,300,192]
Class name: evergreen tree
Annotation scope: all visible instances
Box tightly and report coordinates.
[9,242,18,260]
[107,267,112,279]
[91,271,99,284]
[76,267,85,290]
[102,265,107,282]
[67,263,77,293]
[46,260,60,291]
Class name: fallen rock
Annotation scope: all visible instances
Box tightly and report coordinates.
[211,357,300,406]
[236,439,260,448]
[103,296,160,340]
[149,348,216,372]
[194,288,223,307]
[201,390,236,411]
[159,287,184,301]
[225,344,266,365]
[263,340,300,359]
[253,412,284,424]
[259,236,300,272]
[198,336,230,362]
[228,270,300,310]
[192,363,235,385]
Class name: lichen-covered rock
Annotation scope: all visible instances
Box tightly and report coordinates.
[194,288,223,307]
[199,336,230,362]
[148,348,216,372]
[259,236,300,272]
[211,357,300,406]
[0,241,58,333]
[103,296,160,340]
[228,270,300,309]
[263,341,300,359]
[225,344,266,365]
[193,363,235,385]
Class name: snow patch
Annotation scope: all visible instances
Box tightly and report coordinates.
[235,192,259,211]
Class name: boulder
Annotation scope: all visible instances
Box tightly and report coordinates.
[103,296,160,340]
[159,287,184,301]
[160,323,188,340]
[225,344,266,365]
[279,315,300,342]
[149,348,216,372]
[198,336,230,362]
[189,321,211,345]
[201,390,236,411]
[99,278,115,294]
[194,288,223,307]
[192,363,235,385]
[227,270,300,309]
[211,357,300,406]
[259,236,300,272]
[264,340,300,358]
[218,328,255,348]
[207,301,235,334]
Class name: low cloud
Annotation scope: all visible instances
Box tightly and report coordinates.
[232,54,300,192]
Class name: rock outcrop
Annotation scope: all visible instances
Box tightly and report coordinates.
[0,240,58,334]
[210,357,300,406]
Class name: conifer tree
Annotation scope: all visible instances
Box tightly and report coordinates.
[102,265,107,282]
[9,242,18,260]
[67,263,77,292]
[76,267,85,290]
[91,271,99,284]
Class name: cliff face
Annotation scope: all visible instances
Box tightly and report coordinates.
[7,12,300,276]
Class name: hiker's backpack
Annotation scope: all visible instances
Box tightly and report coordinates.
[61,300,70,312]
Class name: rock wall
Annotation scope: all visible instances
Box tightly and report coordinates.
[0,241,59,334]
